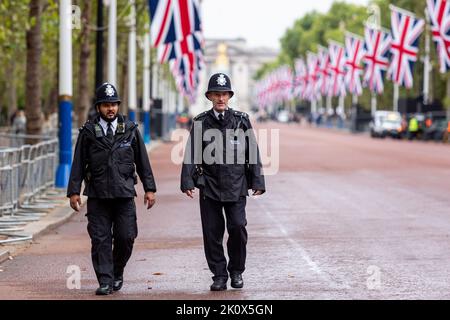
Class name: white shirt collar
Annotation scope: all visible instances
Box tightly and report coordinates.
[213,108,228,119]
[99,117,118,136]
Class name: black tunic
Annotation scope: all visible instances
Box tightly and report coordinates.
[180,108,265,202]
[67,115,156,198]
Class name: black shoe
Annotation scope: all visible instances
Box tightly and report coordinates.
[230,273,244,289]
[210,278,227,291]
[95,284,113,295]
[113,276,123,291]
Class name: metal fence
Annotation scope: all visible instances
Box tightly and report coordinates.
[0,136,63,244]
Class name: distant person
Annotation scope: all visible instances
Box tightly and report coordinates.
[11,110,26,134]
[408,115,419,140]
[400,114,408,138]
[11,110,26,147]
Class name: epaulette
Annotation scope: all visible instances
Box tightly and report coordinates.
[78,119,91,132]
[232,110,249,119]
[193,111,208,121]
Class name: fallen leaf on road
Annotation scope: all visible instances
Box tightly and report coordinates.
[152,272,164,275]
[136,258,147,262]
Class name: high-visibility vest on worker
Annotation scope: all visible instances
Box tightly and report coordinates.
[409,117,419,132]
[447,121,450,133]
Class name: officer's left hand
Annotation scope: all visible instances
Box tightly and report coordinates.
[252,190,263,196]
[144,192,156,210]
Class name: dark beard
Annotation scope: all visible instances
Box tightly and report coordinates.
[99,113,117,123]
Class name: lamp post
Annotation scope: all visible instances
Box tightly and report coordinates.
[55,0,73,188]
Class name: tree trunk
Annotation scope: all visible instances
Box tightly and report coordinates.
[120,50,129,116]
[25,0,43,142]
[77,0,92,127]
[7,59,17,121]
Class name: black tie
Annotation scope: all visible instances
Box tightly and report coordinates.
[218,113,224,122]
[106,122,114,141]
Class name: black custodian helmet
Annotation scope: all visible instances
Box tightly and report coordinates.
[205,73,234,99]
[95,82,121,106]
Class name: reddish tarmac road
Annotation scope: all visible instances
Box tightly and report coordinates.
[1,122,450,299]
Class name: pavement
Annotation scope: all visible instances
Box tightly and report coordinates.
[1,122,450,299]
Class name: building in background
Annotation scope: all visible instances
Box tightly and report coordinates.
[190,38,278,115]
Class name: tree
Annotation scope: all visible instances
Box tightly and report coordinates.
[0,0,30,122]
[76,0,92,127]
[25,0,44,140]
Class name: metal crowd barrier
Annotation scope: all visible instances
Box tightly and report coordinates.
[0,138,60,244]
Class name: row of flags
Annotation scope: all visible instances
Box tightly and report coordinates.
[149,0,204,103]
[256,1,450,108]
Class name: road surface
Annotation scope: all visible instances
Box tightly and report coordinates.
[1,122,449,299]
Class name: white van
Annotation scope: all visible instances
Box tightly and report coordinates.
[370,111,402,138]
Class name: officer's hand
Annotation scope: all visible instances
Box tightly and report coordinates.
[144,192,156,210]
[252,190,263,196]
[184,189,195,198]
[70,194,82,212]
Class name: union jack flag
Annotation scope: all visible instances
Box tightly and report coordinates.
[150,0,203,101]
[427,0,450,73]
[157,31,203,64]
[305,52,319,101]
[387,5,425,88]
[294,58,307,99]
[344,32,365,96]
[328,41,346,97]
[149,0,202,48]
[316,46,331,96]
[363,26,391,94]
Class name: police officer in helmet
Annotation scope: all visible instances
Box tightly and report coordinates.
[67,82,157,295]
[181,73,266,291]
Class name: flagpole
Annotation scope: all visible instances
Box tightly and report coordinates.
[107,0,117,86]
[326,94,332,115]
[389,4,418,19]
[365,5,382,118]
[311,98,317,116]
[128,0,136,122]
[56,0,73,188]
[393,84,399,112]
[370,93,376,116]
[143,25,151,144]
[423,7,431,110]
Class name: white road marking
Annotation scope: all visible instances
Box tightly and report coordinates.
[256,200,351,290]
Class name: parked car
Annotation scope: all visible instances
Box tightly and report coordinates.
[277,110,290,123]
[423,118,448,142]
[370,111,402,139]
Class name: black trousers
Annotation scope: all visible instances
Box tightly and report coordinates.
[199,194,248,280]
[86,198,137,285]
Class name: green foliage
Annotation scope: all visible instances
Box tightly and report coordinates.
[0,0,156,120]
[256,0,450,111]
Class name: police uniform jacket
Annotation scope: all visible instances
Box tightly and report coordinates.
[180,108,265,202]
[67,115,156,198]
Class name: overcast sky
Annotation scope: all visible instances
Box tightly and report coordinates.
[202,0,370,49]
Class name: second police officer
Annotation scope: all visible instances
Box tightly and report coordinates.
[67,82,157,295]
[181,73,266,291]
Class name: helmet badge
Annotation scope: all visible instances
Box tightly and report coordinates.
[216,74,227,86]
[105,84,115,97]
